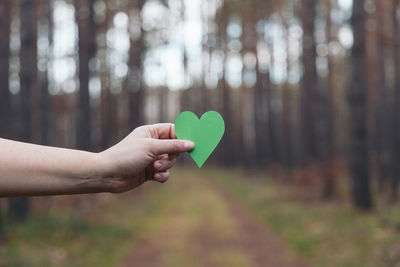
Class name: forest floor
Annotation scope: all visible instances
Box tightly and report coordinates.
[1,167,400,266]
[123,169,303,267]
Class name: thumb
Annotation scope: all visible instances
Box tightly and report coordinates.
[148,139,194,156]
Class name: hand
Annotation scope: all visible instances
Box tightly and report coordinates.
[98,123,194,193]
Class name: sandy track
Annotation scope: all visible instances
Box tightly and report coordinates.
[123,173,306,267]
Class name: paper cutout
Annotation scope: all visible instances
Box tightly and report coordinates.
[175,111,225,168]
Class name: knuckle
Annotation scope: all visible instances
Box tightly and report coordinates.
[132,125,146,135]
[153,161,159,169]
[142,140,154,152]
[165,161,173,169]
[132,126,141,133]
[155,161,164,170]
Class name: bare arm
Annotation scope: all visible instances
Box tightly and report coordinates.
[0,124,194,197]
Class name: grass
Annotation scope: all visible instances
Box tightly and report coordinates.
[0,168,253,267]
[1,167,400,266]
[208,167,400,267]
[0,178,183,267]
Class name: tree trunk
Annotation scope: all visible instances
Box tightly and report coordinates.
[301,0,319,162]
[0,0,11,138]
[322,0,337,199]
[349,0,372,209]
[99,2,113,148]
[253,68,269,165]
[265,65,278,163]
[200,0,209,114]
[40,0,53,146]
[282,24,292,172]
[127,0,145,129]
[282,7,294,172]
[158,87,167,123]
[0,0,12,240]
[244,0,268,165]
[391,0,400,201]
[75,0,93,150]
[219,1,234,165]
[375,0,393,196]
[10,0,38,221]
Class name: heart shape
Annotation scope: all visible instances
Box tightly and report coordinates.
[175,111,225,168]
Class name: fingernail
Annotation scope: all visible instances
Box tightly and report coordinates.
[184,141,195,149]
[154,173,161,180]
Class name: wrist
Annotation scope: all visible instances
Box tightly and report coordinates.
[78,152,115,193]
[91,151,124,193]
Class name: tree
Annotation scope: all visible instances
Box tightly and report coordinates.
[99,1,114,149]
[301,0,319,162]
[126,0,145,130]
[40,0,53,146]
[218,1,234,165]
[375,0,393,195]
[265,48,279,164]
[75,0,95,150]
[282,9,293,172]
[199,0,210,114]
[0,0,11,138]
[244,0,269,165]
[391,0,400,200]
[10,0,38,220]
[349,0,372,209]
[322,0,338,198]
[158,86,167,123]
[179,0,190,114]
[0,0,12,239]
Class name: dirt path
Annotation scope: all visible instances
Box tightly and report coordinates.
[123,172,306,267]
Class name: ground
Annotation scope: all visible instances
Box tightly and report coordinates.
[123,170,304,267]
[1,167,400,267]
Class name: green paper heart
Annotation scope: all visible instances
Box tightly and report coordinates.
[175,111,225,168]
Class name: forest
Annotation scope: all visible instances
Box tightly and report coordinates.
[1,0,400,266]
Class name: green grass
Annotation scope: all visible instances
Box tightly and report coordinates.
[208,167,400,267]
[2,167,400,266]
[0,179,183,267]
[1,214,130,266]
[0,169,253,267]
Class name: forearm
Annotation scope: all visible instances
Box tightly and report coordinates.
[0,138,109,197]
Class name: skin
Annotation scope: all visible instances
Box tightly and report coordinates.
[0,123,194,197]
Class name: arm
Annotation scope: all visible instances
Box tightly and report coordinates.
[0,124,194,197]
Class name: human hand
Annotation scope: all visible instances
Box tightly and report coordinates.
[98,123,194,193]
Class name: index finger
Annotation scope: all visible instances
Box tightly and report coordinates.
[150,123,177,139]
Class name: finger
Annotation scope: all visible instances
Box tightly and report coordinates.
[168,153,180,160]
[154,170,169,183]
[170,124,177,139]
[148,123,177,139]
[155,154,169,161]
[148,139,194,156]
[153,158,177,171]
[145,165,155,182]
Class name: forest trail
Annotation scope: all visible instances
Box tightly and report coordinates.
[123,170,306,267]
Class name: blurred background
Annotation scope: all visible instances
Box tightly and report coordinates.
[1,0,400,266]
